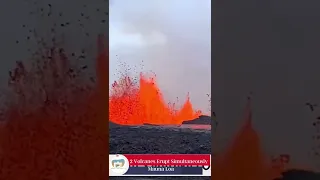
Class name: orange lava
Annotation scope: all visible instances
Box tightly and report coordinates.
[109,73,202,125]
[212,99,285,180]
[0,35,109,180]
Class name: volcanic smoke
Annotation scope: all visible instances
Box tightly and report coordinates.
[109,72,202,125]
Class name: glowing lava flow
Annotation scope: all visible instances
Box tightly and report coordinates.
[109,73,202,125]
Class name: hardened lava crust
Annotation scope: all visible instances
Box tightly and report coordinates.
[109,124,211,154]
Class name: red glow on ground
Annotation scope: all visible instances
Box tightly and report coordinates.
[109,73,202,125]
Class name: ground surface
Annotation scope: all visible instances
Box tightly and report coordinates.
[182,115,213,125]
[110,125,211,154]
[109,125,211,179]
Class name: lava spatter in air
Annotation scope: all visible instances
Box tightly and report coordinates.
[212,98,286,180]
[0,34,109,180]
[0,2,109,180]
[109,72,202,125]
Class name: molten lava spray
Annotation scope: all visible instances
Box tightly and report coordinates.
[109,73,202,125]
[0,35,109,180]
[212,98,285,180]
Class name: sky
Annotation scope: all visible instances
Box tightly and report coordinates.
[109,0,211,114]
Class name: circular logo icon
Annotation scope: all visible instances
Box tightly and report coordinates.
[109,154,130,176]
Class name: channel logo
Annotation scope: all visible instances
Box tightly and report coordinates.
[109,154,130,176]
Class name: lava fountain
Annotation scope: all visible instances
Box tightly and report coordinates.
[109,72,202,125]
[0,35,109,180]
[212,98,286,180]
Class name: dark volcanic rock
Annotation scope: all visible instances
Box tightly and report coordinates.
[110,126,211,154]
[182,115,212,125]
[109,121,122,128]
[274,169,320,180]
